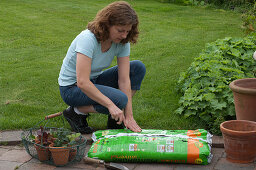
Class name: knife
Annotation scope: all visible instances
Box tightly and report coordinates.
[83,157,129,170]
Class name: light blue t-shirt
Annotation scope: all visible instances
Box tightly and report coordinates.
[58,29,130,86]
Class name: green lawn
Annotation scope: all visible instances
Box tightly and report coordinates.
[0,0,244,131]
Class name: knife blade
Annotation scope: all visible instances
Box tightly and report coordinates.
[105,162,129,170]
[83,157,129,170]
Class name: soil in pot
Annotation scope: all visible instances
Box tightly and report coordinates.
[49,143,70,166]
[34,141,51,161]
[220,120,256,163]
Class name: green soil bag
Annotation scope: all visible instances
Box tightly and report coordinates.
[88,129,212,165]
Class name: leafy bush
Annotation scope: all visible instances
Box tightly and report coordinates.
[176,33,256,135]
[207,0,255,6]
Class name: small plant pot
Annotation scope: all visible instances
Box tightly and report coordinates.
[220,120,256,163]
[69,148,77,161]
[34,141,51,161]
[229,78,256,121]
[49,143,70,166]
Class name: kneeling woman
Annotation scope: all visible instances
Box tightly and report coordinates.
[58,1,146,134]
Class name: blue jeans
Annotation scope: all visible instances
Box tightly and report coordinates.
[59,60,146,115]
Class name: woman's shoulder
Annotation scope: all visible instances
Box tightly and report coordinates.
[77,29,98,42]
[81,29,94,36]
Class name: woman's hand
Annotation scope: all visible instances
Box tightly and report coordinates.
[116,57,141,133]
[124,115,142,132]
[108,104,125,125]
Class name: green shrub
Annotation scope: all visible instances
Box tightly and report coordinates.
[176,33,256,135]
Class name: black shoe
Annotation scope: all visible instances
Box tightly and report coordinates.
[63,106,93,134]
[79,114,94,134]
[107,115,125,129]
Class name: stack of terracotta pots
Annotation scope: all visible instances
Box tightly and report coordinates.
[220,78,256,163]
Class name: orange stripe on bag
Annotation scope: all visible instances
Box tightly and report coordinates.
[187,129,201,137]
[187,138,200,164]
[187,130,202,164]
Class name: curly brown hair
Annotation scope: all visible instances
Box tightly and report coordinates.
[87,1,139,44]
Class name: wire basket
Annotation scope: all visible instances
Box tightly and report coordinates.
[21,112,87,166]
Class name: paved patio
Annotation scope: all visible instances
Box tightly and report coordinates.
[0,130,255,170]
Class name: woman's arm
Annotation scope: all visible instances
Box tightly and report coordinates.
[76,52,125,124]
[117,56,142,132]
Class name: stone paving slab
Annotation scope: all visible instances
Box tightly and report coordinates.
[17,160,56,170]
[211,136,223,148]
[0,148,32,163]
[133,163,176,170]
[0,130,24,145]
[0,160,23,170]
[64,161,105,170]
[0,147,10,156]
[214,157,255,170]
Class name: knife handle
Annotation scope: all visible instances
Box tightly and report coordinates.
[83,157,104,165]
[45,112,62,120]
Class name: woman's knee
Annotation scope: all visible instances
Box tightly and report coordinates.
[130,60,146,78]
[115,92,128,109]
[94,92,127,114]
[130,60,146,90]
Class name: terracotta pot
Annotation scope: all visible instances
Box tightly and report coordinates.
[69,148,77,161]
[34,141,51,161]
[49,143,70,166]
[229,78,256,121]
[220,120,256,163]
